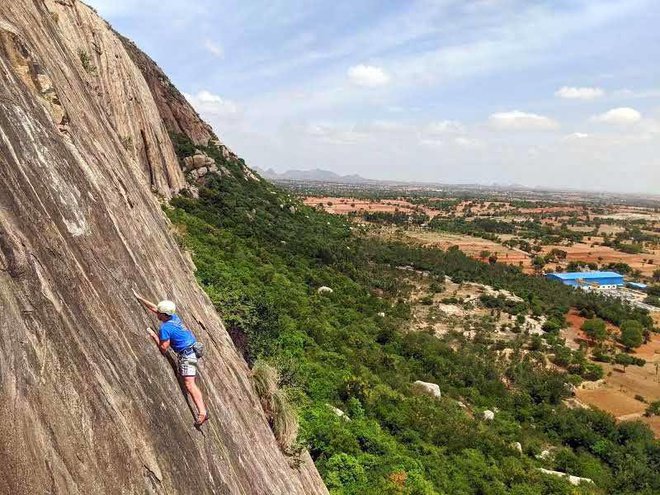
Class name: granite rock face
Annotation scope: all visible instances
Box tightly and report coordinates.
[119,33,216,147]
[0,1,327,494]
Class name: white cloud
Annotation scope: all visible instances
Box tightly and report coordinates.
[425,120,465,135]
[489,111,559,131]
[564,132,590,140]
[204,39,224,58]
[555,86,604,100]
[305,123,365,144]
[454,136,481,148]
[184,90,241,122]
[347,64,390,87]
[591,107,641,125]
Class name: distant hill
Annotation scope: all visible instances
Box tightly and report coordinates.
[255,167,373,183]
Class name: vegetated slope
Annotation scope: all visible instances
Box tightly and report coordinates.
[0,1,326,494]
[167,134,659,494]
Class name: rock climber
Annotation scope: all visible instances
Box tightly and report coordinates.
[133,290,209,427]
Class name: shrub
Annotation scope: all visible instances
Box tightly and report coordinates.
[619,320,644,350]
[252,360,279,406]
[271,389,299,452]
[644,401,660,417]
[420,295,434,305]
[644,295,660,307]
[252,361,299,452]
[581,318,607,344]
[581,362,604,381]
[324,453,367,489]
[592,349,611,363]
[614,353,634,371]
[78,49,97,75]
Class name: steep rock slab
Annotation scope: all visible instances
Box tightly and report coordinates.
[118,34,216,147]
[0,1,327,494]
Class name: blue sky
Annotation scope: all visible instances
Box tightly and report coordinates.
[88,0,660,193]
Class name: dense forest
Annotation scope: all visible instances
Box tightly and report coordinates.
[167,136,658,494]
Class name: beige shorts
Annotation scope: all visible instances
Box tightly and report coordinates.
[178,351,198,377]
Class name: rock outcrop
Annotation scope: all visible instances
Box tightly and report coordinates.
[0,1,327,494]
[537,469,594,486]
[412,380,442,399]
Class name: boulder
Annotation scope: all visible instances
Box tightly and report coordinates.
[511,442,523,454]
[579,379,605,391]
[538,469,593,486]
[483,410,495,421]
[412,381,441,399]
[538,449,553,460]
[183,151,215,171]
[317,286,334,294]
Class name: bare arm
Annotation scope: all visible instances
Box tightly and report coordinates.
[133,289,158,313]
[147,327,170,355]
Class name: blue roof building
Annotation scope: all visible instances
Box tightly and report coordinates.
[545,271,624,289]
[627,282,648,291]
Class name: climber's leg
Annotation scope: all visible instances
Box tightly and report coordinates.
[183,376,208,424]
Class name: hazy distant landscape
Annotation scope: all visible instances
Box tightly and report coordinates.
[273,178,660,444]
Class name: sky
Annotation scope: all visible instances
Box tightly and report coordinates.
[87,0,660,193]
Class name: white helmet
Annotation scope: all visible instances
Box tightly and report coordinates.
[156,300,176,315]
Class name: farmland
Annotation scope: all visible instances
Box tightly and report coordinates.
[303,190,660,280]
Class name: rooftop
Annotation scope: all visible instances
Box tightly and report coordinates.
[547,271,624,281]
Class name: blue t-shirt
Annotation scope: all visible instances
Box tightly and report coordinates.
[159,314,196,353]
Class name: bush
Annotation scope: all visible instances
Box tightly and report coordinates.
[420,295,434,305]
[78,49,97,75]
[614,353,635,370]
[644,401,660,417]
[592,349,612,363]
[252,360,279,405]
[619,320,644,350]
[323,453,367,489]
[581,318,607,344]
[252,361,299,452]
[644,295,660,307]
[271,389,299,452]
[581,362,604,381]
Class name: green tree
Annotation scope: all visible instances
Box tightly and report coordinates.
[532,255,546,272]
[581,318,607,345]
[645,400,660,417]
[614,353,634,372]
[619,320,644,351]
